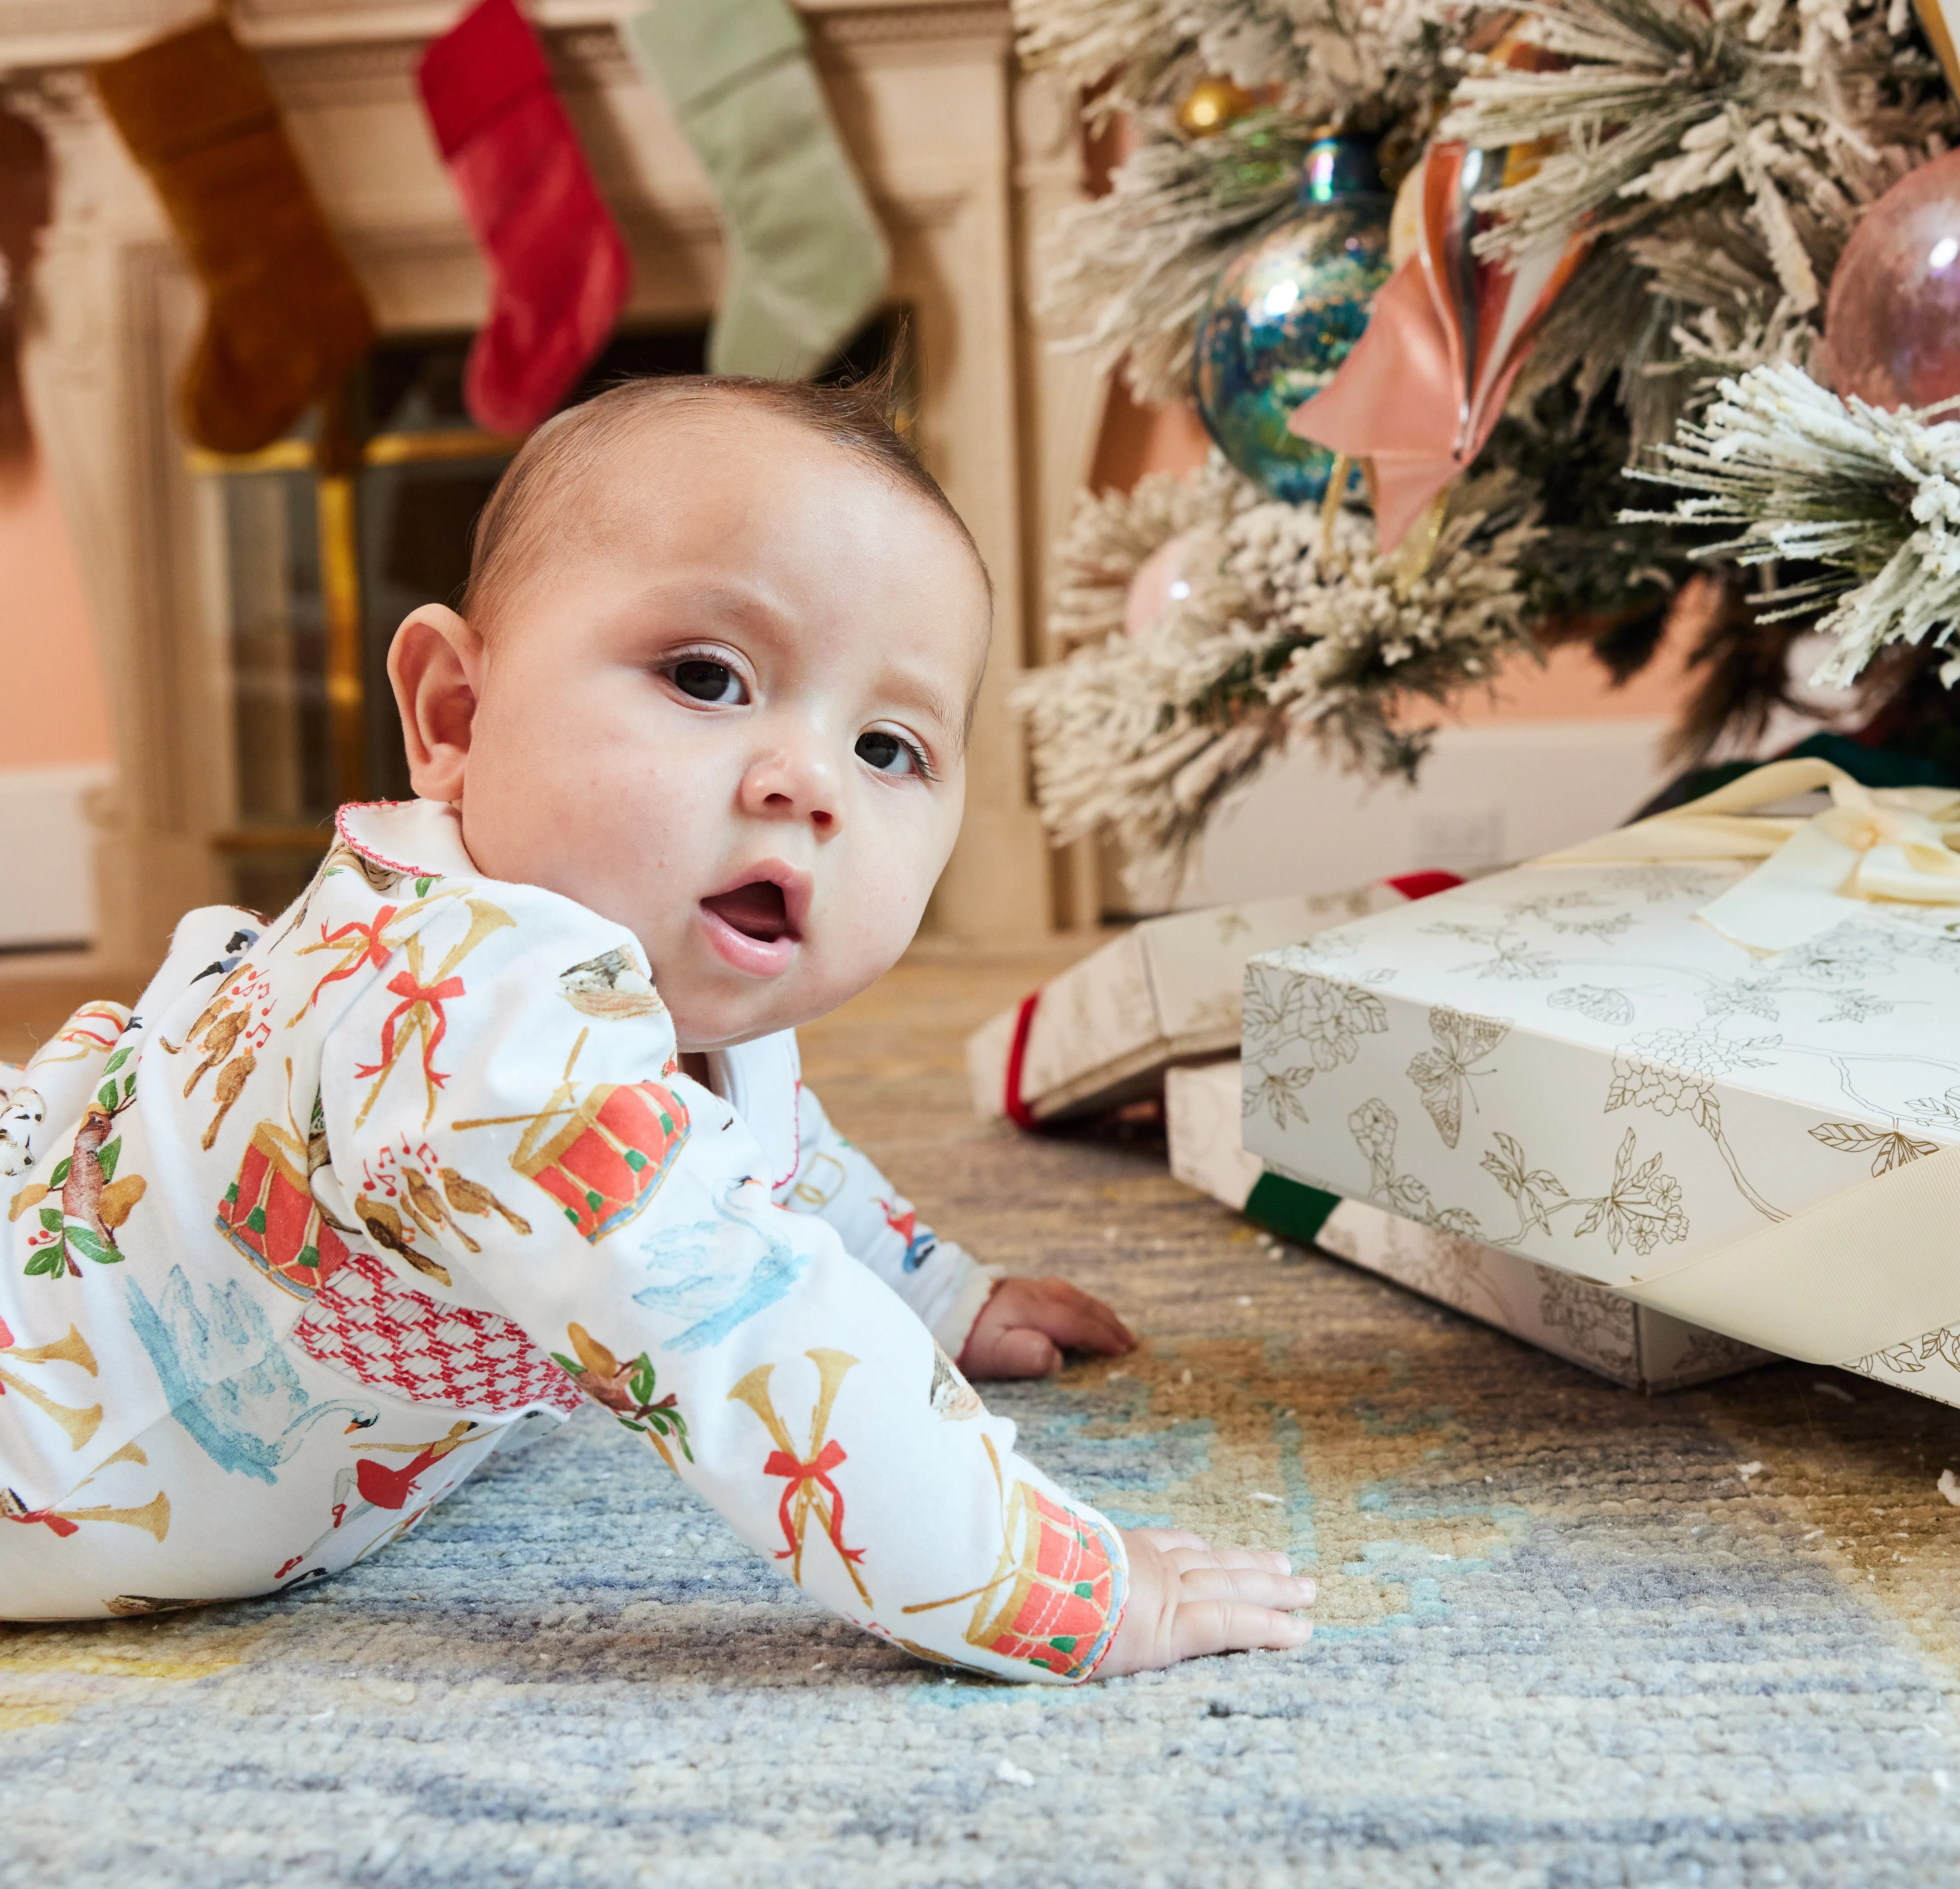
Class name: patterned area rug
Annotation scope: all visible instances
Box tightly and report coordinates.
[9,943,1960,1888]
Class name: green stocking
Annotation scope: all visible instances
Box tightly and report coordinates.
[625,0,889,379]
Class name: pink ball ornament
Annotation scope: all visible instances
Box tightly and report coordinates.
[1124,532,1198,639]
[1825,151,1960,411]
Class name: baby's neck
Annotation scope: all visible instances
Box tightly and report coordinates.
[676,1051,712,1088]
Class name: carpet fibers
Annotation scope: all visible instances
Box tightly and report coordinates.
[8,945,1960,1887]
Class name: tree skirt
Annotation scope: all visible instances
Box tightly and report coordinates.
[6,948,1960,1889]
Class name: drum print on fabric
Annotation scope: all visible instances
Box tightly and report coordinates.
[455,1028,689,1243]
[904,1437,1126,1681]
[216,1110,354,1300]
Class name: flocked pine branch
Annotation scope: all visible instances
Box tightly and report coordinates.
[1018,457,1539,895]
[1441,0,1947,319]
[1622,363,1960,686]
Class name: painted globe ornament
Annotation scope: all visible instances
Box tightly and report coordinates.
[1825,149,1960,411]
[1191,135,1393,505]
[1176,76,1258,139]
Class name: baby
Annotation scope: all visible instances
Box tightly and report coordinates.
[0,376,1313,1679]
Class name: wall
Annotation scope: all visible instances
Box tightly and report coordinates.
[0,455,112,948]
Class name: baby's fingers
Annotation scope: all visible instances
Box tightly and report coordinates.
[1172,1596,1314,1662]
[1166,1547,1293,1575]
[1176,1565,1316,1611]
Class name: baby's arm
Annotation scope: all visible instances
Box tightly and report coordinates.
[782,1073,1135,1379]
[313,891,1307,1678]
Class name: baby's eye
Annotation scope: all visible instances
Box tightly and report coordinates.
[856,729,926,777]
[671,659,747,705]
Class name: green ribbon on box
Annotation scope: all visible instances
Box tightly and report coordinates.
[1244,1173,1339,1246]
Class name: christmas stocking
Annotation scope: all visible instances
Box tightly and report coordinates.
[625,0,889,380]
[418,0,631,432]
[0,106,49,489]
[94,20,374,455]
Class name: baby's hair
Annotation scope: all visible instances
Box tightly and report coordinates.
[460,365,991,635]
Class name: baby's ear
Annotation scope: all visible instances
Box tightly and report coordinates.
[388,604,481,804]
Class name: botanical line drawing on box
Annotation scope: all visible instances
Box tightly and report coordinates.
[1423,918,1562,983]
[1808,1120,1940,1176]
[1548,985,1636,1025]
[1369,1213,1511,1327]
[1479,1127,1688,1258]
[1241,965,1388,1129]
[1850,1324,1960,1384]
[1606,1031,1786,1222]
[1503,890,1635,941]
[1348,1100,1482,1238]
[1406,1005,1509,1148]
[1533,1269,1637,1380]
[1602,863,1724,902]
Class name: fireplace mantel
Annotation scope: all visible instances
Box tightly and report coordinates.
[1,0,1100,975]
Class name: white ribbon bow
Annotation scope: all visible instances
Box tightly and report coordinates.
[1537,756,1960,955]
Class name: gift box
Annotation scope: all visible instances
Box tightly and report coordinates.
[1166,1058,1767,1392]
[968,876,1458,1126]
[1237,758,1960,1403]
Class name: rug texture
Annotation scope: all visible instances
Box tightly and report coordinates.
[8,943,1960,1888]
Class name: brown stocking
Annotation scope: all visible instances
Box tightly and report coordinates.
[94,18,373,454]
[0,106,49,496]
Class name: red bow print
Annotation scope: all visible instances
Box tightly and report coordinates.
[354,969,465,1091]
[4,1505,78,1537]
[762,1438,863,1567]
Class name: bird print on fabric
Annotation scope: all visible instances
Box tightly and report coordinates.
[125,1265,379,1482]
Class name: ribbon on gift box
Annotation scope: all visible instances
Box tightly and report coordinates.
[1518,755,1960,1364]
[1537,755,1960,956]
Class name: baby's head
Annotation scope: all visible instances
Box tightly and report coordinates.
[387,375,992,1052]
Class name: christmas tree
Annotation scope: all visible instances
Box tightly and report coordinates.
[1013,0,1960,893]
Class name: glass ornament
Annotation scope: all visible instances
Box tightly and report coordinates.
[1191,135,1392,505]
[1124,532,1198,638]
[1825,150,1960,411]
[1175,77,1258,139]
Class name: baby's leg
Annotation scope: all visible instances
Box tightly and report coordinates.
[0,1383,518,1621]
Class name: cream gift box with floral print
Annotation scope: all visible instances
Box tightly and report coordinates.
[1237,759,1960,1409]
[1167,1058,1767,1393]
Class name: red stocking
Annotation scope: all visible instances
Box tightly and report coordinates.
[417,0,630,432]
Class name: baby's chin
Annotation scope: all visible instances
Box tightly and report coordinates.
[658,960,848,1055]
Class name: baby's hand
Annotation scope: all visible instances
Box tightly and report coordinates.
[959,1276,1134,1379]
[1096,1529,1315,1676]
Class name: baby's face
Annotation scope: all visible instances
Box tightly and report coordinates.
[398,411,988,1050]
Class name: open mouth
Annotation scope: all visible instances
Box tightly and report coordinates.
[701,880,795,945]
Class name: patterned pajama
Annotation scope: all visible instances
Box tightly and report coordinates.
[0,801,1127,1678]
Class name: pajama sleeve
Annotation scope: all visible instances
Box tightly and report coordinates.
[779,1078,998,1360]
[311,886,1127,1682]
